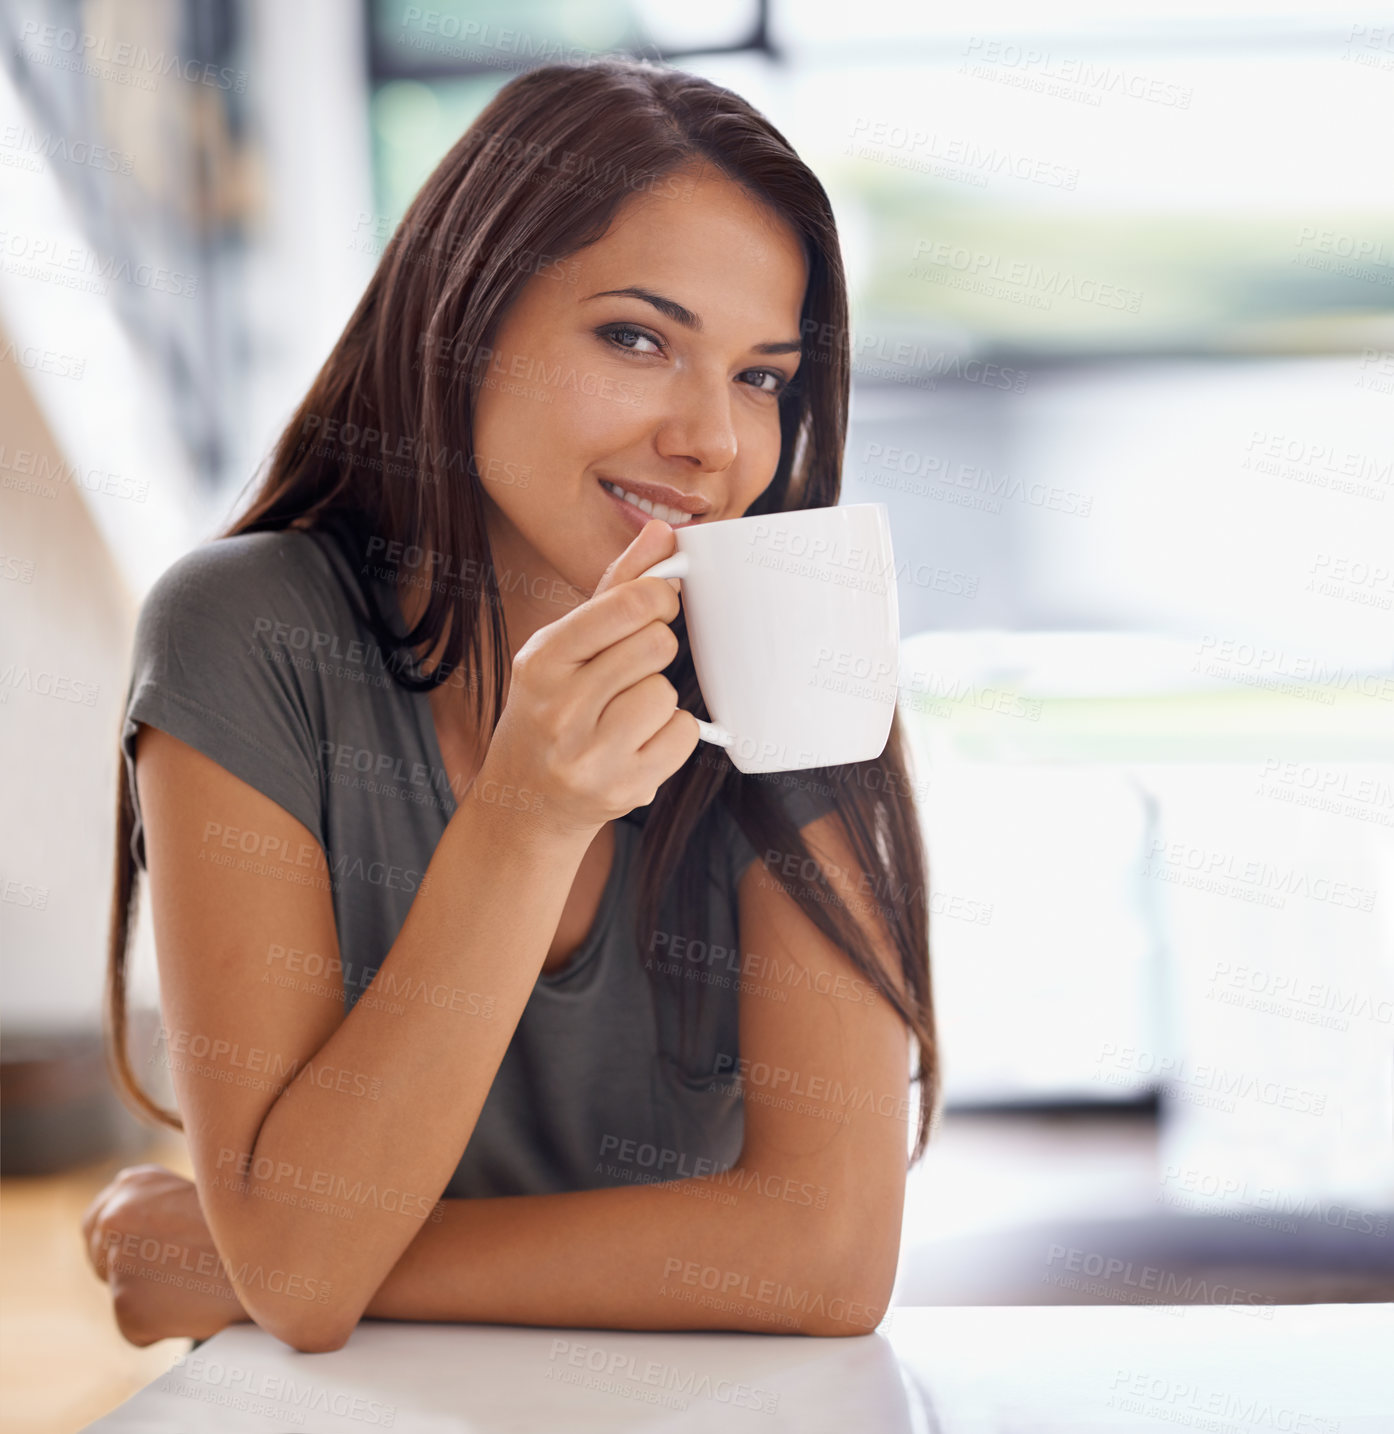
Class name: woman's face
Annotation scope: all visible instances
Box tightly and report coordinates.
[469,166,809,608]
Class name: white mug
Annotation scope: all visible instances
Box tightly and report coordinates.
[636,503,900,774]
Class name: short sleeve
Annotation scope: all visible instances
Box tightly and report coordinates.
[724,771,842,887]
[120,533,327,872]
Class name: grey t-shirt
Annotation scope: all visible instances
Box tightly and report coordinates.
[120,527,836,1198]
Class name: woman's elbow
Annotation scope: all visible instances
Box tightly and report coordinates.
[288,1323,355,1355]
[242,1294,360,1354]
[288,1316,356,1354]
[210,1215,363,1351]
[799,1222,898,1337]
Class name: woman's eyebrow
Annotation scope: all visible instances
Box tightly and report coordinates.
[582,285,802,356]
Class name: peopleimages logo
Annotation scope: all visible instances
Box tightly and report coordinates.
[0,662,100,706]
[909,238,1143,312]
[0,124,135,175]
[958,37,1193,109]
[164,1354,396,1425]
[1143,836,1377,912]
[1094,1044,1328,1117]
[546,1338,779,1414]
[1044,1244,1274,1316]
[0,229,198,297]
[17,21,247,92]
[844,117,1080,195]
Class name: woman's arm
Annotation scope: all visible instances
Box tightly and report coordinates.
[137,723,593,1351]
[135,528,693,1353]
[89,810,910,1344]
[361,808,911,1338]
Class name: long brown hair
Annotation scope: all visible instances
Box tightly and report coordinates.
[106,57,940,1161]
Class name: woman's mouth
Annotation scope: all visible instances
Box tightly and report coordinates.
[599,478,698,529]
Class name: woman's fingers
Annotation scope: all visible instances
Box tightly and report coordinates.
[79,1164,248,1347]
[543,517,680,667]
[547,574,680,669]
[573,619,680,726]
[81,1165,190,1284]
[596,671,685,754]
[82,1181,121,1281]
[636,704,703,774]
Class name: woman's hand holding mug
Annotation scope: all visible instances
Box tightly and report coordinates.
[475,519,701,837]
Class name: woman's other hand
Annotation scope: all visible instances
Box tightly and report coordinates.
[80,1164,250,1346]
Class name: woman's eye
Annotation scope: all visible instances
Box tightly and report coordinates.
[601,325,661,355]
[599,327,788,396]
[742,368,786,396]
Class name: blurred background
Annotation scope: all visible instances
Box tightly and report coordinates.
[2,1,1392,1429]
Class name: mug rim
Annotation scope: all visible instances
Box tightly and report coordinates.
[676,500,889,542]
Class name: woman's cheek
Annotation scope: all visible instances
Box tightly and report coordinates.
[552,356,651,434]
[733,408,784,501]
[473,379,553,480]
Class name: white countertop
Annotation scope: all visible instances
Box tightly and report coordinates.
[82,1303,1393,1432]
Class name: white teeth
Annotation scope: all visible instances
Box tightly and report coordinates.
[602,480,694,526]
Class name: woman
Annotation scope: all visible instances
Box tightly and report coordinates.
[83,57,938,1352]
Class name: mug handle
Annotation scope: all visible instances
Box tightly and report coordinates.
[635,552,735,750]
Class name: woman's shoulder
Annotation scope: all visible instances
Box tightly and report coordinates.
[138,527,346,633]
[122,528,357,861]
[126,524,379,748]
[132,525,380,686]
[669,773,843,892]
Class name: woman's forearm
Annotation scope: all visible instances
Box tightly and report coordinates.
[216,787,596,1345]
[361,1170,885,1338]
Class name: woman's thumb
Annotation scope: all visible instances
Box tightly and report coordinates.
[593,518,680,597]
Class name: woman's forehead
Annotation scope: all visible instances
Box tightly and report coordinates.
[561,179,808,322]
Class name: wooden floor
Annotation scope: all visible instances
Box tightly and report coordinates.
[0,1132,195,1434]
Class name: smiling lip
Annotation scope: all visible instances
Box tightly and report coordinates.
[597,475,712,521]
[600,481,681,534]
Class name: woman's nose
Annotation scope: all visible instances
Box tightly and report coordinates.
[652,372,738,473]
